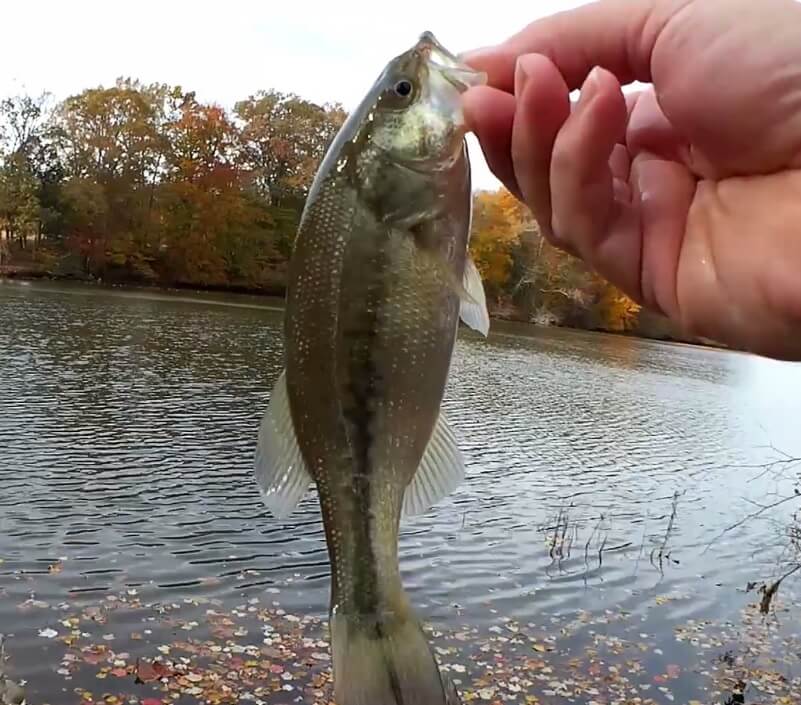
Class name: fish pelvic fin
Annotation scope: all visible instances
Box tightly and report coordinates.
[331,608,462,705]
[253,369,312,519]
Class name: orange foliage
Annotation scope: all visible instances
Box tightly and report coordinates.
[595,282,642,331]
[469,188,532,297]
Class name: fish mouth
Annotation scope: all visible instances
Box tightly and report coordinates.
[415,30,487,92]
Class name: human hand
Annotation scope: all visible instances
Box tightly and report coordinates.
[461,0,801,360]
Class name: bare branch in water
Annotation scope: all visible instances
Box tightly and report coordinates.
[758,563,801,615]
[745,452,801,484]
[650,490,681,575]
[704,491,801,553]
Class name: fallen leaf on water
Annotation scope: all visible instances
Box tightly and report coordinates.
[136,659,173,683]
[82,646,108,665]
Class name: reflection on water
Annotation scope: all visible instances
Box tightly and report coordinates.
[1,280,801,704]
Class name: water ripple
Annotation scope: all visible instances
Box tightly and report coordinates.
[2,281,801,700]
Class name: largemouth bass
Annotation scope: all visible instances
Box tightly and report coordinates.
[254,31,489,705]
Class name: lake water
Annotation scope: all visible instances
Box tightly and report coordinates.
[2,280,801,705]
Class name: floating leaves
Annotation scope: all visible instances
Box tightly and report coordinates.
[10,584,801,704]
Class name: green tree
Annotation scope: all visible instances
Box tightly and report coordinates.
[0,93,53,252]
[0,155,40,249]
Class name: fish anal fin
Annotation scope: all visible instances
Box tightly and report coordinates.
[254,370,312,519]
[402,412,465,517]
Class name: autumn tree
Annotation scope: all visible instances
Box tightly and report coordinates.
[507,225,592,324]
[53,79,178,184]
[587,274,642,332]
[469,188,531,300]
[50,79,183,276]
[158,95,279,287]
[235,90,346,203]
[234,91,345,256]
[469,185,642,331]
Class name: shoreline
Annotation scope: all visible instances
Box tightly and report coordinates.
[0,266,729,352]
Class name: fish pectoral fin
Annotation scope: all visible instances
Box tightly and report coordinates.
[402,412,465,517]
[458,255,490,337]
[254,369,312,519]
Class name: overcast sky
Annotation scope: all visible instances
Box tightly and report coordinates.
[1,0,589,189]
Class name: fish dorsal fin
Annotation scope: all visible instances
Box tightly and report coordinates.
[402,412,465,517]
[459,256,490,337]
[254,369,312,519]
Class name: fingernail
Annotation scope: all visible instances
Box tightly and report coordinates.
[514,54,540,96]
[514,57,527,97]
[578,66,603,107]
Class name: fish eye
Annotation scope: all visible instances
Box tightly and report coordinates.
[393,79,413,97]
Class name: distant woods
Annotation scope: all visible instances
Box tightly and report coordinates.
[0,80,347,291]
[0,79,681,338]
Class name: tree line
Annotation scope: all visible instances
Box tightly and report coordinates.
[0,78,691,339]
[0,79,346,291]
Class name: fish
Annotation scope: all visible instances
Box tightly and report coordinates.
[253,30,489,705]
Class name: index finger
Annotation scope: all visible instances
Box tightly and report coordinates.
[461,0,685,92]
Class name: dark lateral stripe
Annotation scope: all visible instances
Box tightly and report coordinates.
[341,240,388,616]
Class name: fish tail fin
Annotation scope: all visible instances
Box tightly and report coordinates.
[331,608,461,705]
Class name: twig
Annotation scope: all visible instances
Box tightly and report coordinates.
[703,491,801,553]
[650,491,680,575]
[582,515,604,587]
[598,532,608,570]
[633,517,648,577]
[745,456,801,484]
